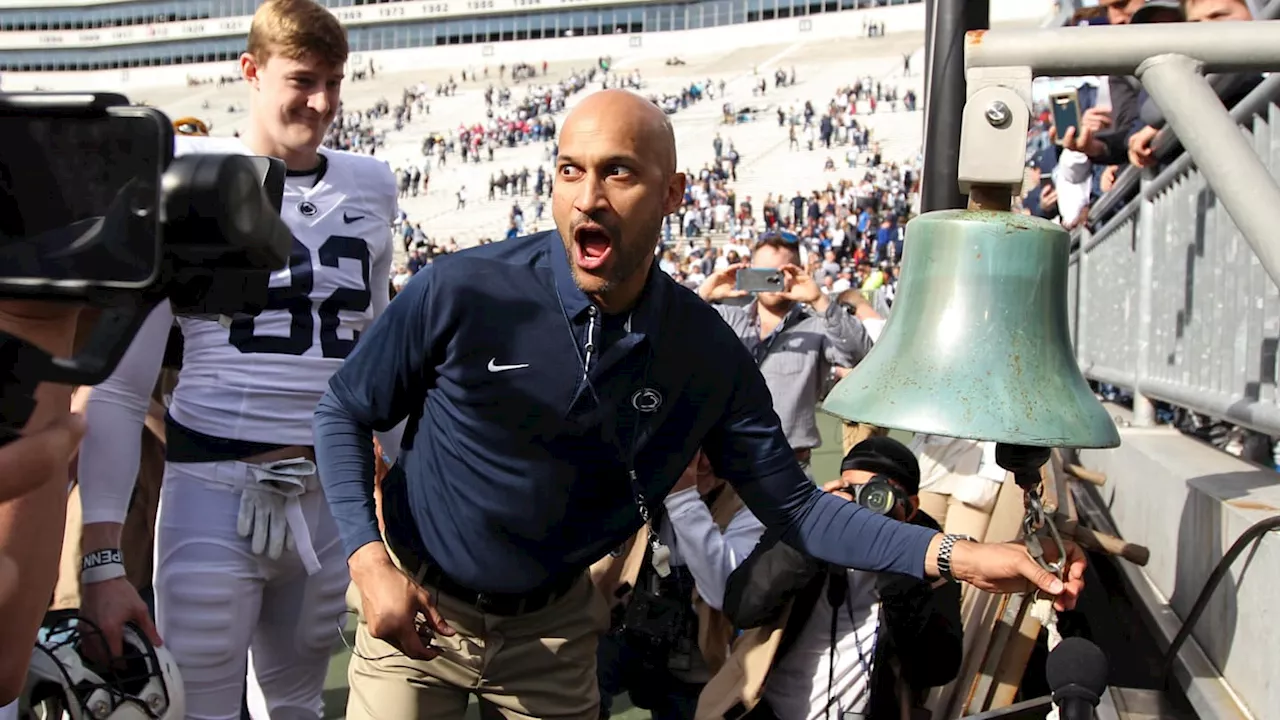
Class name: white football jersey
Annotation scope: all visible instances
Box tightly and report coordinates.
[167,136,396,445]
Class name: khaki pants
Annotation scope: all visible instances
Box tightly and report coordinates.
[346,571,610,719]
[916,491,993,542]
[842,422,889,456]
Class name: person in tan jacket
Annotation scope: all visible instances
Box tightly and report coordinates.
[597,451,755,719]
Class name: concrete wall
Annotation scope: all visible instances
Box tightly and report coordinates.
[0,0,1054,92]
[1079,404,1280,720]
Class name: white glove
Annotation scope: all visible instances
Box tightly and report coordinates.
[237,458,322,575]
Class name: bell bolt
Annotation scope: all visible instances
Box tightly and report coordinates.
[985,101,1011,127]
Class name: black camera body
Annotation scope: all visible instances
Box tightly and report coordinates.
[621,564,699,674]
[0,92,293,441]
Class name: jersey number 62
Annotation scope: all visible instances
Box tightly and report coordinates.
[229,235,371,359]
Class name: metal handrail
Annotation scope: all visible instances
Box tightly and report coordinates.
[1068,71,1280,435]
[1076,72,1280,236]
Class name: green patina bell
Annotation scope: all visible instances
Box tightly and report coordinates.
[824,209,1120,449]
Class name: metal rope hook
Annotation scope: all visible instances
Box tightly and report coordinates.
[1023,487,1067,577]
[995,443,1065,577]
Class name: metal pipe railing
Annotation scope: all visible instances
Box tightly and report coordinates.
[921,0,988,212]
[1136,53,1280,289]
[1082,72,1280,232]
[965,20,1280,76]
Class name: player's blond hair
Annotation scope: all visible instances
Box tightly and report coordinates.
[247,0,349,70]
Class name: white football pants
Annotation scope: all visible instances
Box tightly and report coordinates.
[153,459,349,720]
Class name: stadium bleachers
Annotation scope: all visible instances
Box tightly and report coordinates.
[146,30,929,258]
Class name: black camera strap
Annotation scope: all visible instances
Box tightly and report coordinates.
[0,331,51,447]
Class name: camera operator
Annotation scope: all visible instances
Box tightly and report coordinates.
[702,437,963,719]
[0,300,85,703]
[598,451,757,719]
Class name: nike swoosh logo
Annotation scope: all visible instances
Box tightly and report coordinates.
[488,359,530,372]
[344,212,366,223]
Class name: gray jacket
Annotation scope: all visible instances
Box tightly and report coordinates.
[714,300,871,451]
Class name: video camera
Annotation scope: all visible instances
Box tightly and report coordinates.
[0,92,294,442]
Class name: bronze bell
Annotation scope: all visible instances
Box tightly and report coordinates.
[824,209,1120,449]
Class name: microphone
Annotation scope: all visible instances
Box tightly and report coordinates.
[1045,637,1109,720]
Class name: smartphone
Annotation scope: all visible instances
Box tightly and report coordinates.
[736,267,784,293]
[0,98,172,290]
[1049,90,1081,145]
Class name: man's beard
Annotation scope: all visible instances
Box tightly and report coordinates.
[567,220,659,297]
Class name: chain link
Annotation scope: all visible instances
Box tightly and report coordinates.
[1022,485,1067,577]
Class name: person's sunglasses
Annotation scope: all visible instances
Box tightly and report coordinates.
[756,230,801,247]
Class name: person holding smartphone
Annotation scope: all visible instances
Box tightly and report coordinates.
[697,231,873,479]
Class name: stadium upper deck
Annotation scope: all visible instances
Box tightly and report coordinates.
[0,0,920,72]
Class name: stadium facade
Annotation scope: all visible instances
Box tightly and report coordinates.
[0,0,1051,89]
[0,0,923,72]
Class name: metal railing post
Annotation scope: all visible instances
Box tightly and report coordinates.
[921,0,988,212]
[1075,228,1090,365]
[1133,170,1157,426]
[1137,52,1280,290]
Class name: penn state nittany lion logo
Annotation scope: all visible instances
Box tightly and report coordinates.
[631,388,663,414]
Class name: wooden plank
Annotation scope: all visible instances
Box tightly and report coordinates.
[989,596,1043,708]
[928,470,1033,718]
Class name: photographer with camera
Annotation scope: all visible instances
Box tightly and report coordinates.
[702,437,963,720]
[598,451,758,719]
[0,301,85,703]
[72,1,400,717]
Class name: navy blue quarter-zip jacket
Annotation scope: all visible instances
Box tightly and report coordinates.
[314,231,936,594]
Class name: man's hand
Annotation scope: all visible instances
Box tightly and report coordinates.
[0,414,83,504]
[779,264,828,311]
[1061,108,1111,159]
[1128,125,1160,169]
[80,577,163,662]
[821,478,855,503]
[1040,183,1059,216]
[937,536,1088,612]
[670,453,700,493]
[697,262,749,302]
[349,543,454,661]
[1099,164,1120,193]
[0,413,83,612]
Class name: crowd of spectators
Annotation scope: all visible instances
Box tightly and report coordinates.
[1018,0,1260,230]
[1019,0,1276,467]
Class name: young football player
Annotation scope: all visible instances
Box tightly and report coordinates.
[74,1,400,717]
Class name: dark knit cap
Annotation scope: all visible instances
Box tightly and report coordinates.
[839,435,921,495]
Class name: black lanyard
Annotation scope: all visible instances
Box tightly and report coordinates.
[824,567,879,718]
[599,360,664,554]
[583,310,664,556]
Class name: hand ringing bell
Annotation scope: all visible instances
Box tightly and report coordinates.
[823,209,1120,450]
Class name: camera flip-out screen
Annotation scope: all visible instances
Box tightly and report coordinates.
[0,104,169,290]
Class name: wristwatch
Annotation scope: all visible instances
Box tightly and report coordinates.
[936,533,975,583]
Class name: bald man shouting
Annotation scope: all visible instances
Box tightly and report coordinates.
[314,89,1087,719]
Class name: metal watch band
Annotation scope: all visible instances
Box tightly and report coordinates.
[937,533,974,583]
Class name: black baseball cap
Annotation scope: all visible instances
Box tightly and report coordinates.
[840,436,922,495]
